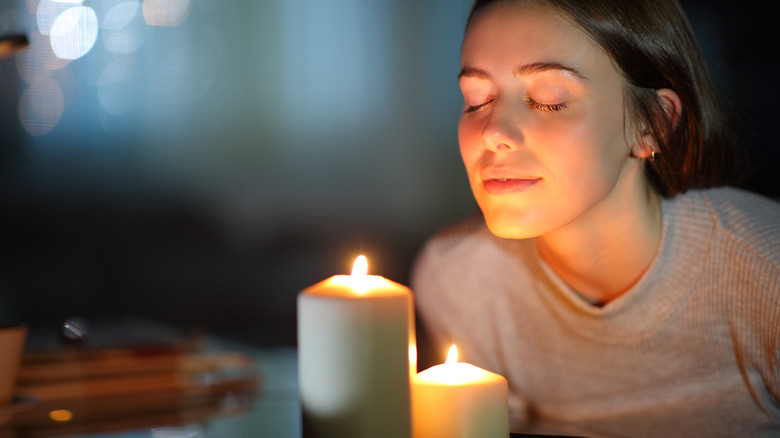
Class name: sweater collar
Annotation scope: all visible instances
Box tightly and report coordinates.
[531,191,715,342]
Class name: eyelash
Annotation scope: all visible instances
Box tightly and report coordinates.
[526,98,568,112]
[464,98,568,113]
[464,100,493,113]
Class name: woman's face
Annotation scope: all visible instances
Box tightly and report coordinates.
[458,1,643,239]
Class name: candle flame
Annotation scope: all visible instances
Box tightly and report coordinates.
[351,255,368,277]
[445,344,458,364]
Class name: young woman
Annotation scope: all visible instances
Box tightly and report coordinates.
[412,0,780,436]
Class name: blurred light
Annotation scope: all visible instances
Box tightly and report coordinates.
[97,59,138,115]
[142,0,191,27]
[16,31,70,84]
[100,55,134,82]
[101,1,147,54]
[26,0,38,15]
[49,409,73,422]
[55,63,76,108]
[54,0,84,3]
[19,77,64,136]
[36,0,70,35]
[102,0,138,30]
[49,6,98,60]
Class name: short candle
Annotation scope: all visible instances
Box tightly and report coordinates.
[412,345,509,438]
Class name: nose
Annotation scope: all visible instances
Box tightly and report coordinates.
[481,98,523,152]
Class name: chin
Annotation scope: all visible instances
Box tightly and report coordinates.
[482,212,543,240]
[474,189,551,240]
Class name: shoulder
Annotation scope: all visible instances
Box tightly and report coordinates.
[690,187,780,265]
[669,187,780,321]
[697,186,780,227]
[689,188,780,384]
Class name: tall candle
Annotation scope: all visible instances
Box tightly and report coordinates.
[298,255,412,438]
[412,345,508,438]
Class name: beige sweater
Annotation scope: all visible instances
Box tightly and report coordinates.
[412,187,780,437]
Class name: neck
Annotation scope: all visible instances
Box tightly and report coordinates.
[535,165,662,305]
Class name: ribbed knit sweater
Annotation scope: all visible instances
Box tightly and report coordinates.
[412,187,780,437]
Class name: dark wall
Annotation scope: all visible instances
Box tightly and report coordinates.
[682,0,780,197]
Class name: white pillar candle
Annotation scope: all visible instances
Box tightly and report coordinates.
[298,255,412,438]
[412,345,509,438]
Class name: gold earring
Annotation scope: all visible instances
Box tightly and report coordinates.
[648,143,660,163]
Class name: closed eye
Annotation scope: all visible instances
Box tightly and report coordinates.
[526,97,567,112]
[464,99,494,113]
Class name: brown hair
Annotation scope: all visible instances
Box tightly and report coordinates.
[467,0,745,197]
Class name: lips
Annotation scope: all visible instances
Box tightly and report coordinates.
[482,177,541,194]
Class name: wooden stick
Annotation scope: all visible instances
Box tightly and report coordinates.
[21,345,187,366]
[18,353,253,384]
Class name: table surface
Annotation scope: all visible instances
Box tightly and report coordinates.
[0,319,585,438]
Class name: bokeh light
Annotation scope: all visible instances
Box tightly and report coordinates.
[142,0,191,27]
[101,1,147,55]
[49,6,98,60]
[18,77,64,136]
[97,58,138,115]
[102,0,138,30]
[35,0,71,35]
[16,31,70,84]
[12,0,201,135]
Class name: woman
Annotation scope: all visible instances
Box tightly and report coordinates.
[411,0,780,436]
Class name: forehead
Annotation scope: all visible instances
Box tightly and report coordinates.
[461,1,612,76]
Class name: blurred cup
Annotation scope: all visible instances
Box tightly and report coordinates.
[0,323,26,406]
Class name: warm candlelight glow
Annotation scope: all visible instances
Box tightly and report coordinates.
[298,252,413,437]
[445,344,458,364]
[416,344,494,385]
[351,255,368,277]
[310,255,405,296]
[412,344,509,438]
[49,409,73,422]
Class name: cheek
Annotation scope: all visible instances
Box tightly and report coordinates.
[458,118,481,170]
[543,103,626,163]
[542,112,629,194]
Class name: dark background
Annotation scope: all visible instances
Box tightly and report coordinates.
[1,0,777,348]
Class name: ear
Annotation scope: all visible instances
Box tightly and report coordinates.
[656,88,682,130]
[631,88,683,159]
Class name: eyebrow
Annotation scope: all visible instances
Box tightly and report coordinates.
[458,61,587,80]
